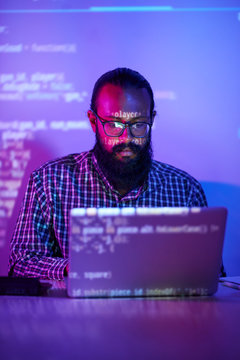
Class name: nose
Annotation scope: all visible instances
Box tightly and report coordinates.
[121,123,133,140]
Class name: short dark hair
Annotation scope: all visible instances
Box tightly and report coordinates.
[90,67,155,117]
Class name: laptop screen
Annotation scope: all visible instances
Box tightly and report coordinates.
[68,207,227,298]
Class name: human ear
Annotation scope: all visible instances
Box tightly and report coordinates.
[151,110,157,124]
[87,110,97,133]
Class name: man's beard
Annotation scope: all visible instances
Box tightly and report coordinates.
[93,131,153,192]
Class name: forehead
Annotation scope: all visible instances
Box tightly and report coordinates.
[96,84,151,116]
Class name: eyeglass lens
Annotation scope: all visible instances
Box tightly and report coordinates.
[104,122,149,137]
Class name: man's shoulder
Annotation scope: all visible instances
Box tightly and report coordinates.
[149,160,207,206]
[150,160,200,185]
[33,151,93,175]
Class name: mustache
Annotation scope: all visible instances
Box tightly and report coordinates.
[112,142,142,155]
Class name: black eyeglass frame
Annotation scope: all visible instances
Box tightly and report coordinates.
[91,109,153,138]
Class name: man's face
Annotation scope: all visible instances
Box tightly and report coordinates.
[88,83,155,191]
[88,84,154,162]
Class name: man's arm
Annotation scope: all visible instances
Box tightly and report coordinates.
[9,173,69,280]
[187,179,208,207]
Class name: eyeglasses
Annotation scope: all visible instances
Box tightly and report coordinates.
[92,110,152,138]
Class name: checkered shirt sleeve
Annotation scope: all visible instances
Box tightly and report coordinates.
[9,172,69,280]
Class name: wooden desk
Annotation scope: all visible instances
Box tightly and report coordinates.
[1,284,240,360]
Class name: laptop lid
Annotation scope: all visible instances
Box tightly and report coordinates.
[67,207,227,298]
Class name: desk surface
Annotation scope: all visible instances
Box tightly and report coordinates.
[1,283,240,360]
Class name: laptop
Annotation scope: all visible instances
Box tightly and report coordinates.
[67,207,227,298]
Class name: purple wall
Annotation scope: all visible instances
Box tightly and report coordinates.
[0,0,239,275]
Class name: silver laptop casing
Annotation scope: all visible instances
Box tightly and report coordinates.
[68,207,227,298]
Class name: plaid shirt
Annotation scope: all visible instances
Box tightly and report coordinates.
[9,150,207,280]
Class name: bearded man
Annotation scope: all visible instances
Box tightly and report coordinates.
[9,68,208,280]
